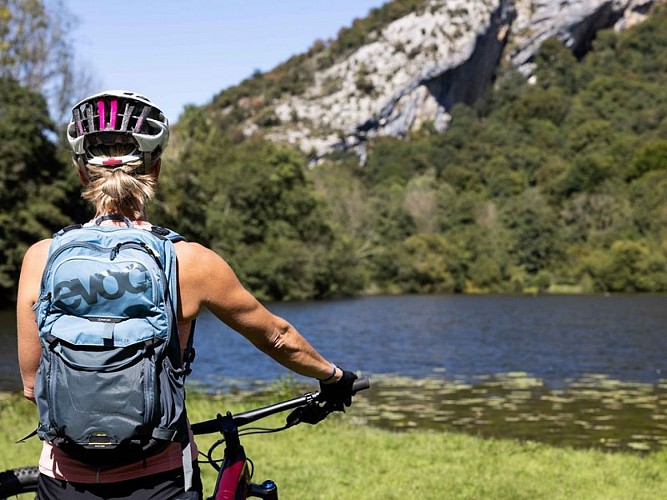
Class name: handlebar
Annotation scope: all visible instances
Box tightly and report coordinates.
[191,376,370,436]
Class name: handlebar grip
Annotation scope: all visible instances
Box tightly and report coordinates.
[352,376,370,393]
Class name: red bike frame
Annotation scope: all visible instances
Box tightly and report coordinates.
[209,412,275,500]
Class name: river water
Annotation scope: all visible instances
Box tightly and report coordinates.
[2,294,666,452]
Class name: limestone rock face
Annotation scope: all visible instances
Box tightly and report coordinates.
[258,0,659,157]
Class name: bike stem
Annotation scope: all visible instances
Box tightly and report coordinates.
[219,412,241,450]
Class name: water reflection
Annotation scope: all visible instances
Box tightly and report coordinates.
[352,373,667,453]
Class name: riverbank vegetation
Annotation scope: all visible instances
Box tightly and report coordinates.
[1,2,667,305]
[2,390,667,499]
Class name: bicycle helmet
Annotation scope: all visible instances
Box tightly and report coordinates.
[67,90,169,172]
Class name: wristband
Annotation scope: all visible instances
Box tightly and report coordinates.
[318,362,337,383]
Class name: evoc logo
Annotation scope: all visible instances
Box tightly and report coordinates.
[54,262,151,308]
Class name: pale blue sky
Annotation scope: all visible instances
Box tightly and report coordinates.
[66,1,387,122]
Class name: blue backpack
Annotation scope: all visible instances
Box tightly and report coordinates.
[33,216,195,475]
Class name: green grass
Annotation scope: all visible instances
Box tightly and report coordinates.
[2,390,667,499]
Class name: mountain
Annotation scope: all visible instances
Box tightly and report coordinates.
[158,0,667,299]
[206,0,661,160]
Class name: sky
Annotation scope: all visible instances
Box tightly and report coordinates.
[65,1,387,122]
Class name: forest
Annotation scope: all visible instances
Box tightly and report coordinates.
[1,2,666,305]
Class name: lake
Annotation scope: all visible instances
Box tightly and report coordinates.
[2,294,666,452]
[190,294,667,389]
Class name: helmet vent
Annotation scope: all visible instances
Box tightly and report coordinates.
[120,103,134,132]
[134,106,151,133]
[85,104,95,133]
[74,108,84,135]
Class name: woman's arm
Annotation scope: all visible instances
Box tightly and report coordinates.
[16,239,51,402]
[176,242,341,382]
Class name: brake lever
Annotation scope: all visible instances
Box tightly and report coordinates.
[286,404,331,426]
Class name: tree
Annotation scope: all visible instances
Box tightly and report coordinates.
[557,153,614,196]
[629,170,667,237]
[0,0,94,121]
[0,78,72,304]
[502,190,563,275]
[508,87,570,126]
[160,130,365,300]
[402,169,438,233]
[393,233,468,293]
[626,140,667,181]
[534,38,580,94]
[583,240,667,292]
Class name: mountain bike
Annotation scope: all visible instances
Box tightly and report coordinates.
[0,376,370,499]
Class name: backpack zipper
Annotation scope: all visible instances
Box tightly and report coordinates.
[42,240,170,318]
[41,242,103,292]
[109,241,169,301]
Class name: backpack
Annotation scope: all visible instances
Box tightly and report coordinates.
[33,216,195,475]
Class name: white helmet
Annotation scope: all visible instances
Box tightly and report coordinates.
[67,90,169,171]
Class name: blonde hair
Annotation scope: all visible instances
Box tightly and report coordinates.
[79,144,157,219]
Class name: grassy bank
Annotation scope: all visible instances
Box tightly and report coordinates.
[2,391,667,499]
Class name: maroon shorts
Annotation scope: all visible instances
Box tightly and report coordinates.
[36,464,202,499]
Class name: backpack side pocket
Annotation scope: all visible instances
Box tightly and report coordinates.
[152,356,187,441]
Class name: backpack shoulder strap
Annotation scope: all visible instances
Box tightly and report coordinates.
[53,223,83,238]
[148,225,195,373]
[147,225,195,491]
[150,225,186,243]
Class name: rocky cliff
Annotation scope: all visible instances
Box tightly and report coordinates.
[243,0,661,159]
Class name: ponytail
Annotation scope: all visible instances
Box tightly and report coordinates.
[78,144,157,219]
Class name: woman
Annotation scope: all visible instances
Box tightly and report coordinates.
[16,90,357,499]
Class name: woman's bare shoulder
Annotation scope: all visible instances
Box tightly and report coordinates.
[17,239,52,301]
[174,240,219,261]
[23,238,52,265]
[173,241,232,276]
[173,240,243,293]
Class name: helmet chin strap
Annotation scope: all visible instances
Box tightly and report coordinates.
[141,152,152,175]
[75,157,89,182]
